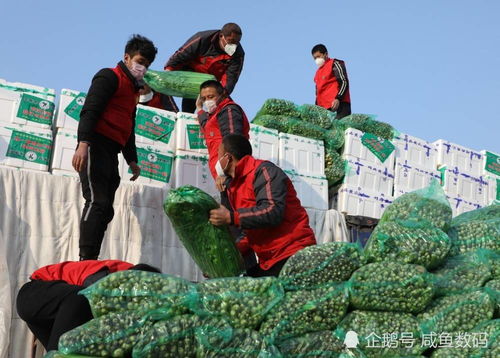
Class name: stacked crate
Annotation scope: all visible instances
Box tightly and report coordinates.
[481,150,499,205]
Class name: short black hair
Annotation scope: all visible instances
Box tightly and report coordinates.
[222,134,252,160]
[129,263,161,273]
[125,34,158,64]
[221,23,242,37]
[311,44,328,55]
[200,80,225,95]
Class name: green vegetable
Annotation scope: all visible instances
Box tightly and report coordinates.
[79,270,192,317]
[325,149,345,185]
[339,113,394,140]
[164,185,244,278]
[349,262,434,314]
[144,70,216,99]
[279,242,363,290]
[297,104,334,129]
[44,352,100,358]
[255,98,301,118]
[484,280,500,317]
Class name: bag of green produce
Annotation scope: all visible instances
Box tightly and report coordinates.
[322,122,345,151]
[189,276,283,329]
[255,98,301,118]
[418,290,494,335]
[336,310,425,358]
[279,242,363,290]
[339,113,394,140]
[447,204,500,256]
[484,280,500,317]
[260,283,349,343]
[164,185,244,278]
[380,180,453,231]
[364,220,451,269]
[297,104,335,129]
[143,70,215,99]
[79,270,193,317]
[45,352,100,358]
[349,262,434,314]
[431,249,495,297]
[325,149,346,186]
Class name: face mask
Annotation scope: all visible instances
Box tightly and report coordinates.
[203,99,217,113]
[315,57,325,67]
[222,37,237,56]
[129,61,147,80]
[215,154,229,176]
[139,91,154,103]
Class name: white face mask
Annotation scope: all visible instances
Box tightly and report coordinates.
[203,99,217,113]
[315,57,326,67]
[139,91,154,103]
[129,61,147,80]
[215,159,226,177]
[224,43,237,56]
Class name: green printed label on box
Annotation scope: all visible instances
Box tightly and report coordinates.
[186,124,207,149]
[361,133,395,163]
[135,107,175,144]
[130,148,173,182]
[6,130,52,165]
[63,92,86,121]
[484,151,500,177]
[17,93,54,125]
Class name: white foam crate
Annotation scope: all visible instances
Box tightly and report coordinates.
[486,175,499,204]
[250,124,279,164]
[440,166,489,205]
[134,104,176,150]
[343,158,394,196]
[285,171,328,210]
[342,127,395,171]
[55,89,86,130]
[481,150,500,178]
[119,145,174,187]
[279,132,325,176]
[393,133,437,170]
[175,112,208,153]
[434,139,483,174]
[393,160,441,198]
[336,184,393,219]
[0,124,53,171]
[173,150,218,197]
[51,128,78,177]
[447,196,483,217]
[0,79,56,129]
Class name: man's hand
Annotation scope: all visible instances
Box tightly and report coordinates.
[209,205,231,226]
[129,161,141,181]
[215,175,227,192]
[72,142,89,172]
[331,99,340,111]
[195,94,203,112]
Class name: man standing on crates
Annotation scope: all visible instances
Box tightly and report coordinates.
[71,34,158,260]
[311,44,351,119]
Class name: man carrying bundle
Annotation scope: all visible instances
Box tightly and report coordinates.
[165,23,244,112]
[138,84,179,112]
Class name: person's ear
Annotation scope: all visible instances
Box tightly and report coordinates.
[124,53,130,64]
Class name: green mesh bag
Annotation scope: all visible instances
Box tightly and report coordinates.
[164,185,244,278]
[297,104,335,129]
[189,276,284,329]
[418,290,494,335]
[279,242,364,290]
[325,149,346,185]
[364,220,451,269]
[339,113,395,140]
[348,262,434,314]
[79,270,192,317]
[336,310,425,358]
[45,352,99,358]
[484,280,500,317]
[447,204,500,256]
[255,98,301,118]
[143,70,215,99]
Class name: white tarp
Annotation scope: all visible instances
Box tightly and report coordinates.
[0,165,348,356]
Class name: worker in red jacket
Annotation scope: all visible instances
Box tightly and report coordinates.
[312,44,351,119]
[16,260,160,351]
[209,134,317,277]
[165,23,244,113]
[139,84,179,112]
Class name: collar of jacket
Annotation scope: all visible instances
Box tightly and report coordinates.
[117,60,143,91]
[233,155,256,180]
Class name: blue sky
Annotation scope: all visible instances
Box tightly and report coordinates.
[1,0,499,152]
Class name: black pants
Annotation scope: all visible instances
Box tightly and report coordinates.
[78,139,121,259]
[181,98,197,113]
[16,280,93,351]
[334,102,351,119]
[246,257,289,278]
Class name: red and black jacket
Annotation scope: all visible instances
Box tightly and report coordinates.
[30,260,133,287]
[78,61,141,164]
[314,58,351,109]
[226,156,316,270]
[140,92,179,113]
[197,97,250,179]
[165,30,244,94]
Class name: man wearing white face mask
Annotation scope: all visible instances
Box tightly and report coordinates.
[165,23,244,113]
[139,84,179,112]
[312,44,351,119]
[72,34,158,260]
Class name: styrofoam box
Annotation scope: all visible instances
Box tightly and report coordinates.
[393,159,441,198]
[336,184,393,219]
[173,150,218,197]
[250,124,279,164]
[342,127,395,171]
[0,79,56,129]
[134,104,176,151]
[55,89,86,130]
[447,195,483,217]
[434,139,483,174]
[285,171,328,210]
[440,166,489,205]
[343,158,394,196]
[279,132,325,177]
[486,175,499,204]
[51,128,78,176]
[481,150,500,178]
[392,133,437,170]
[175,112,208,153]
[0,124,53,171]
